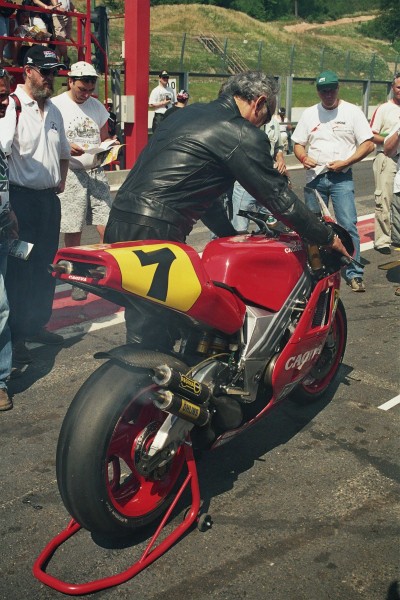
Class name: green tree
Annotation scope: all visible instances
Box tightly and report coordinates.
[149,0,381,20]
[358,0,400,44]
[103,0,123,9]
[231,0,266,20]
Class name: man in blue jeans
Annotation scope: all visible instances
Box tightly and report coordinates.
[292,70,374,292]
[0,69,18,411]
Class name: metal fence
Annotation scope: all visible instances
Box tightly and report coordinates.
[144,71,393,121]
[149,32,400,82]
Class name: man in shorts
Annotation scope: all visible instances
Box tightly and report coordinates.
[53,60,117,300]
[52,0,75,68]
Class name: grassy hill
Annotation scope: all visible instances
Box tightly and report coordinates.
[74,3,398,106]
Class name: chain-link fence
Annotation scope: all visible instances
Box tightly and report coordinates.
[149,32,399,82]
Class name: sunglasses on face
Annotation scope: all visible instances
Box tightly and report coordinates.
[161,76,169,80]
[31,66,58,77]
[317,86,338,94]
[72,77,97,84]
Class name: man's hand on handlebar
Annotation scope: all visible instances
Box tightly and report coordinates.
[328,234,352,261]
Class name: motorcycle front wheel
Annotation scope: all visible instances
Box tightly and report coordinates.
[293,299,347,402]
[56,360,187,537]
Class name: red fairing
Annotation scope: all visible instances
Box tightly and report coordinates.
[201,233,308,311]
[52,241,246,335]
[186,280,245,334]
[271,272,341,399]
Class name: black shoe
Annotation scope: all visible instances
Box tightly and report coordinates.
[26,328,64,345]
[13,341,33,364]
[375,246,391,255]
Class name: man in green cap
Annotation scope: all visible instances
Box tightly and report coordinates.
[292,70,374,292]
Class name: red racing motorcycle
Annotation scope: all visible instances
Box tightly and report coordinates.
[34,210,353,594]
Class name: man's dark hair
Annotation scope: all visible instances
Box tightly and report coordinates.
[219,71,279,104]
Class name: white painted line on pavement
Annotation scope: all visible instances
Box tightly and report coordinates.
[48,311,125,343]
[378,394,400,411]
[358,213,374,222]
[360,241,374,251]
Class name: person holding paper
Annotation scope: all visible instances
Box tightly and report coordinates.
[52,61,117,300]
[292,70,374,293]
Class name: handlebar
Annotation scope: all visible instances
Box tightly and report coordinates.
[237,210,290,236]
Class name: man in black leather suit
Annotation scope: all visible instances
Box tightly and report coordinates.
[104,71,348,347]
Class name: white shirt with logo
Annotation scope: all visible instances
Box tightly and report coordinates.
[370,100,400,152]
[149,83,176,115]
[52,92,109,170]
[0,85,70,190]
[292,100,373,183]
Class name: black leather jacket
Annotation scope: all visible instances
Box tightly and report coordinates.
[110,94,333,245]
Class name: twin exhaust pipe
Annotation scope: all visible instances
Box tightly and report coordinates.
[152,365,211,427]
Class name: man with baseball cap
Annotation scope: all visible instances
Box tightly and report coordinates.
[1,45,70,364]
[292,69,374,292]
[52,61,117,300]
[148,69,176,132]
[163,88,189,120]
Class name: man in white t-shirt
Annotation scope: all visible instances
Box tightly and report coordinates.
[292,70,374,292]
[383,124,400,253]
[149,70,176,132]
[53,61,117,300]
[369,73,400,254]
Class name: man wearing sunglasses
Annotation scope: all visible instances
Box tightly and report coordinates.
[104,71,350,350]
[0,45,70,364]
[52,61,116,301]
[149,69,176,132]
[292,70,374,293]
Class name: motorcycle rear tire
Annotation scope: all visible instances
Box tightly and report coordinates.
[292,299,347,403]
[56,360,187,537]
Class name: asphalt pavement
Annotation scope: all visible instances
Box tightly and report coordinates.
[0,159,399,600]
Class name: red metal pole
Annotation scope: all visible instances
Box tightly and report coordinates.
[124,0,150,169]
[85,0,92,62]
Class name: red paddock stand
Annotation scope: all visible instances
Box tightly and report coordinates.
[33,443,205,595]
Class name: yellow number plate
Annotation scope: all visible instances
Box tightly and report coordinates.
[105,243,202,311]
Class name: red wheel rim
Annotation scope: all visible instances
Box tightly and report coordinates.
[105,386,185,518]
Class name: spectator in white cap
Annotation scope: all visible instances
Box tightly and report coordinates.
[163,88,189,121]
[148,69,176,132]
[52,60,119,301]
